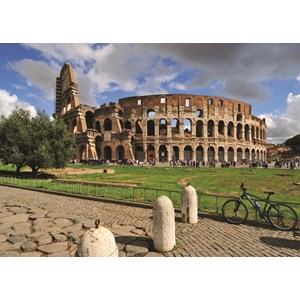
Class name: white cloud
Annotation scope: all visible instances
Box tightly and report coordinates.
[0,89,37,117]
[9,59,60,100]
[259,93,300,143]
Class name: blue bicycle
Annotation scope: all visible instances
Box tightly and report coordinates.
[222,183,298,231]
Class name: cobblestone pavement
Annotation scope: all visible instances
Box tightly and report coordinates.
[0,185,299,257]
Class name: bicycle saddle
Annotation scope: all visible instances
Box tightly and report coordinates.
[264,191,276,195]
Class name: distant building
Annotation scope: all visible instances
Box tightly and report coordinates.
[55,63,267,163]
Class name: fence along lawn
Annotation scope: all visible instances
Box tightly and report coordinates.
[1,164,300,218]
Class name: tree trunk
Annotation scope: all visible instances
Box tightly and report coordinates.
[31,167,39,178]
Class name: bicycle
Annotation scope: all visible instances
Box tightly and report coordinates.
[222,183,298,231]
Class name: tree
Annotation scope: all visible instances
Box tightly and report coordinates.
[0,108,31,172]
[0,108,75,177]
[285,134,300,156]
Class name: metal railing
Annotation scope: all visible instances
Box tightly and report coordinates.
[1,175,300,222]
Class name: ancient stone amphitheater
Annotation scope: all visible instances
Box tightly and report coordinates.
[55,63,267,164]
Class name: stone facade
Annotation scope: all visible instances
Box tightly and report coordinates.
[55,63,267,163]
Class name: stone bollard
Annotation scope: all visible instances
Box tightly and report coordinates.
[153,196,176,252]
[181,184,198,224]
[77,219,118,257]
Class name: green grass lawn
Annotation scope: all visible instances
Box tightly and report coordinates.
[1,163,300,217]
[58,165,300,203]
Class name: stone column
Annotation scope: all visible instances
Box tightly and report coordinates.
[153,196,176,252]
[181,184,198,224]
[203,146,208,162]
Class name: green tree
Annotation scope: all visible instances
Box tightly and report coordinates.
[285,134,300,156]
[0,108,75,177]
[0,108,31,172]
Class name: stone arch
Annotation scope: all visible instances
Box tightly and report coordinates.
[147,120,155,136]
[147,144,155,161]
[116,145,125,160]
[104,146,112,160]
[171,118,179,135]
[184,145,193,161]
[196,146,204,161]
[159,118,167,136]
[245,148,250,160]
[196,120,203,137]
[207,120,214,137]
[251,149,256,160]
[228,147,234,162]
[147,109,156,118]
[184,118,192,134]
[218,120,225,136]
[251,126,255,141]
[135,120,143,134]
[228,122,234,137]
[172,146,179,161]
[125,120,132,130]
[95,121,101,131]
[237,147,243,162]
[159,145,168,162]
[196,109,203,118]
[244,124,250,141]
[135,145,144,162]
[80,145,86,160]
[85,111,94,129]
[208,146,215,162]
[237,123,243,140]
[256,149,260,160]
[104,118,112,131]
[218,146,224,162]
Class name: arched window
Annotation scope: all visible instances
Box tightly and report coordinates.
[159,119,167,136]
[237,123,243,140]
[244,124,250,141]
[184,118,192,134]
[237,114,242,122]
[196,109,203,118]
[208,120,214,137]
[147,110,155,118]
[116,145,125,160]
[218,100,223,106]
[208,98,213,105]
[85,111,94,129]
[196,120,203,137]
[237,148,243,162]
[104,146,112,160]
[125,120,131,130]
[218,147,224,162]
[104,118,112,131]
[196,146,204,161]
[218,121,225,135]
[172,146,179,161]
[227,122,234,137]
[184,145,193,160]
[95,121,100,131]
[147,120,155,136]
[135,120,143,134]
[171,118,179,134]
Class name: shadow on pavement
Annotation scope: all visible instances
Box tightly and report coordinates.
[260,236,300,250]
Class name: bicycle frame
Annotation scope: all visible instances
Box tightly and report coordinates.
[239,189,270,219]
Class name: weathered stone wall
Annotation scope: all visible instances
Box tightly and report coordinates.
[56,63,267,163]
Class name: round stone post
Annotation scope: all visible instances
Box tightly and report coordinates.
[77,220,118,257]
[153,196,175,252]
[181,184,198,224]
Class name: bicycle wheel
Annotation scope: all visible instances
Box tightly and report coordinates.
[267,203,298,231]
[222,199,248,224]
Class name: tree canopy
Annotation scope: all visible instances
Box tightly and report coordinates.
[0,108,75,176]
[285,134,300,156]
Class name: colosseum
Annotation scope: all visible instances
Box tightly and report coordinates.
[54,62,267,164]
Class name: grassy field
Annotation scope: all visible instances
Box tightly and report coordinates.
[53,164,300,203]
[1,163,300,219]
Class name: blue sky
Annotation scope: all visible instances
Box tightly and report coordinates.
[1,43,300,144]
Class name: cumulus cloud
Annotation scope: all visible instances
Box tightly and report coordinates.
[0,89,37,117]
[259,93,300,143]
[9,59,60,99]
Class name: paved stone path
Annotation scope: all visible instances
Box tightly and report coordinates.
[0,185,299,257]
